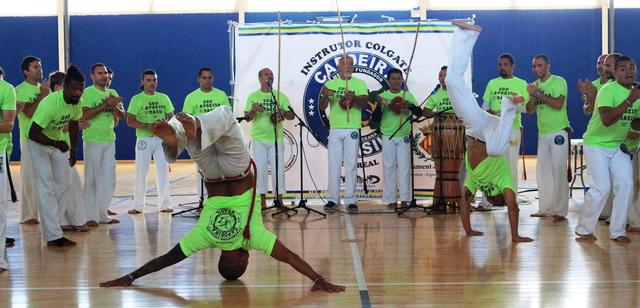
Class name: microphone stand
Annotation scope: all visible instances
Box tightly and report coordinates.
[388,86,440,216]
[272,106,326,218]
[262,82,297,217]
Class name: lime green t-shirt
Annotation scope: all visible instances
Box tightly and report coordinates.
[0,80,17,153]
[244,90,290,142]
[80,85,121,144]
[183,88,230,116]
[378,90,418,137]
[31,91,82,142]
[324,76,368,129]
[531,75,569,135]
[179,188,278,257]
[464,154,515,197]
[425,88,453,113]
[127,91,175,138]
[15,81,41,140]
[583,82,640,149]
[482,76,529,128]
[592,78,609,91]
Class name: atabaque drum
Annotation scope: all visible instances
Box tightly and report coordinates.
[431,114,465,211]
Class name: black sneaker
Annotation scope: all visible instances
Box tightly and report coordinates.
[347,204,358,213]
[324,201,338,211]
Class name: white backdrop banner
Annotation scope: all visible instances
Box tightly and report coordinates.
[232,21,465,199]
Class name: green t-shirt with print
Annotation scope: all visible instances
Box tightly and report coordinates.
[583,82,640,149]
[179,188,278,257]
[425,88,453,113]
[531,75,569,135]
[0,80,17,153]
[127,91,175,138]
[80,85,121,143]
[482,76,529,128]
[15,81,41,140]
[244,90,290,142]
[464,153,515,197]
[31,91,82,142]
[378,90,418,137]
[183,88,230,116]
[324,76,368,129]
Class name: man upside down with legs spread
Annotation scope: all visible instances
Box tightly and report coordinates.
[446,21,533,243]
[100,106,344,292]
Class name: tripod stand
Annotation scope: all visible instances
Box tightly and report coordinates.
[273,106,326,218]
[172,176,204,217]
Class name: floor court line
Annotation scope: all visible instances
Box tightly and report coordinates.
[344,213,372,308]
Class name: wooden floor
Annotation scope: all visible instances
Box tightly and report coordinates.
[1,158,639,307]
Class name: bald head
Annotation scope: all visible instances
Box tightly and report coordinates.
[218,249,249,280]
[337,56,354,80]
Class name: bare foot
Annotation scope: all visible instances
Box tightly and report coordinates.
[175,112,198,140]
[451,20,482,32]
[107,209,117,215]
[21,218,39,225]
[73,225,91,232]
[627,226,640,232]
[100,219,120,224]
[100,275,134,288]
[575,232,597,241]
[160,208,174,213]
[47,237,77,247]
[128,209,142,214]
[612,236,631,243]
[85,220,99,227]
[512,236,534,243]
[150,120,178,147]
[530,213,548,218]
[61,225,74,231]
[311,279,346,293]
[552,215,567,221]
[466,230,484,236]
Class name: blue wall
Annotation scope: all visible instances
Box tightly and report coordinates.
[1,9,637,159]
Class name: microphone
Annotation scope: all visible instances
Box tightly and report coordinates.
[266,80,272,90]
[430,84,441,96]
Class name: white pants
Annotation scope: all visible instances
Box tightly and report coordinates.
[536,130,569,216]
[83,142,116,222]
[382,136,411,203]
[576,145,632,238]
[19,139,39,221]
[627,151,640,227]
[445,28,516,157]
[28,140,67,242]
[507,128,521,190]
[60,162,86,226]
[251,140,286,195]
[328,128,359,205]
[0,153,8,269]
[134,136,171,211]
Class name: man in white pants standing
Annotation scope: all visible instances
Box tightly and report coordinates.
[446,21,533,243]
[378,68,419,207]
[127,69,174,214]
[81,63,124,225]
[244,68,294,208]
[319,56,369,213]
[0,65,17,268]
[525,54,570,220]
[482,53,529,197]
[183,67,231,201]
[28,65,84,247]
[575,55,640,243]
[16,56,49,225]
